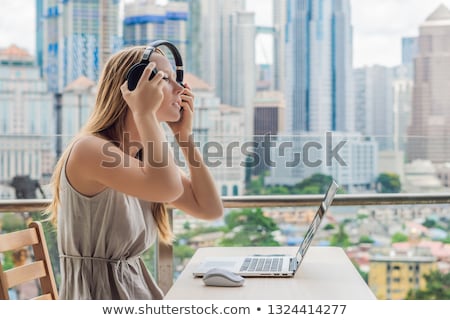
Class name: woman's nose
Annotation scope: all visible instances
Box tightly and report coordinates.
[175,81,184,93]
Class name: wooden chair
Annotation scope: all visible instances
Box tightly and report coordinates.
[0,221,58,300]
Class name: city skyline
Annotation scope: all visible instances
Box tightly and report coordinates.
[2,0,450,68]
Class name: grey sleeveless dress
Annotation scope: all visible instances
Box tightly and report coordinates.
[57,157,164,300]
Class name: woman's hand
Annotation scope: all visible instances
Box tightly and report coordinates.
[120,62,166,117]
[168,82,194,141]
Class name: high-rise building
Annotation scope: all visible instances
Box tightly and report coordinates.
[61,76,97,147]
[265,132,378,192]
[402,37,419,66]
[401,37,418,78]
[0,45,54,186]
[392,65,413,152]
[186,0,255,137]
[123,0,188,59]
[273,0,287,93]
[285,0,354,134]
[176,73,245,197]
[253,91,285,175]
[407,4,450,163]
[354,66,394,151]
[38,0,121,93]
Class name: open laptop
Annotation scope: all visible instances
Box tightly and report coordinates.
[192,180,339,277]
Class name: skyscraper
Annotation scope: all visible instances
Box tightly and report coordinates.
[353,65,394,151]
[273,0,287,93]
[38,0,121,93]
[285,0,354,134]
[123,0,188,58]
[0,45,54,183]
[186,0,255,137]
[408,4,450,163]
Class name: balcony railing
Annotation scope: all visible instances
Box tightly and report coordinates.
[1,193,450,293]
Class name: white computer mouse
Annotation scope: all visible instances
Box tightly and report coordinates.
[202,268,245,287]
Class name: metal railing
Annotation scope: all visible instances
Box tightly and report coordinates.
[1,193,450,293]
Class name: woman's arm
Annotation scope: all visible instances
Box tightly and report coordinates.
[168,84,223,220]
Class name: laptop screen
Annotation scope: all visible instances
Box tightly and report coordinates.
[294,180,339,266]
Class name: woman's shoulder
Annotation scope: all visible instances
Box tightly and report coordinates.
[65,134,117,197]
[70,134,118,161]
[67,134,119,176]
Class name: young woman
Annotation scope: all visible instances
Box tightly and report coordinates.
[47,46,223,299]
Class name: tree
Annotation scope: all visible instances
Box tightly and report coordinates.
[220,208,280,247]
[422,218,436,229]
[358,235,374,244]
[391,232,409,243]
[406,270,450,299]
[324,223,335,231]
[376,173,401,193]
[329,223,351,248]
[0,213,25,233]
[294,173,333,194]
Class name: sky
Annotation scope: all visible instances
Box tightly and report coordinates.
[1,0,450,68]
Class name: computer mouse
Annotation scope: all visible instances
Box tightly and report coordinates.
[202,268,245,287]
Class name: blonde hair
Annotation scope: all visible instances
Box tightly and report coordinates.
[45,46,173,245]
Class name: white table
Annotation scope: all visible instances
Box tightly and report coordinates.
[165,246,376,300]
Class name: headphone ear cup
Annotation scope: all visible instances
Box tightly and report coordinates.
[126,63,146,91]
[126,63,159,91]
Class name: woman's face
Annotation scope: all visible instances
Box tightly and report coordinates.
[151,54,184,122]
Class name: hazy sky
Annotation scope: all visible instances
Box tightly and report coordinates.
[1,0,450,67]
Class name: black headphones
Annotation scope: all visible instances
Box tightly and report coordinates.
[126,40,184,91]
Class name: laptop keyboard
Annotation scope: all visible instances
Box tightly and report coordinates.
[240,257,283,272]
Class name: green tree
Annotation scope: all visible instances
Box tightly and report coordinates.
[246,174,265,195]
[352,262,368,283]
[173,245,196,260]
[358,235,374,244]
[0,213,26,232]
[376,173,401,193]
[422,218,436,229]
[406,270,450,299]
[391,232,409,243]
[220,208,280,247]
[182,221,191,231]
[329,223,351,248]
[294,173,333,194]
[324,223,335,231]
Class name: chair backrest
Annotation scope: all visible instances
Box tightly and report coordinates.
[0,221,58,300]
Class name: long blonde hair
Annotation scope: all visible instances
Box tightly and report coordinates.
[46,46,173,245]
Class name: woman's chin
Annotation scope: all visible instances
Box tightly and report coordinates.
[166,112,181,123]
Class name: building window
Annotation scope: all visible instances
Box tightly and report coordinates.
[221,185,228,196]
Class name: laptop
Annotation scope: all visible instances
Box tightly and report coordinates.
[192,180,339,277]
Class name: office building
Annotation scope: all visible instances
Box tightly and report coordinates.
[180,73,245,197]
[402,37,419,66]
[265,132,378,192]
[61,76,97,147]
[0,45,54,188]
[186,0,255,137]
[273,0,287,93]
[285,0,354,134]
[354,66,394,151]
[407,4,450,163]
[123,0,188,58]
[38,0,121,93]
[253,91,285,175]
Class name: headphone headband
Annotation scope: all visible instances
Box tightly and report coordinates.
[140,40,184,84]
[126,40,184,91]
